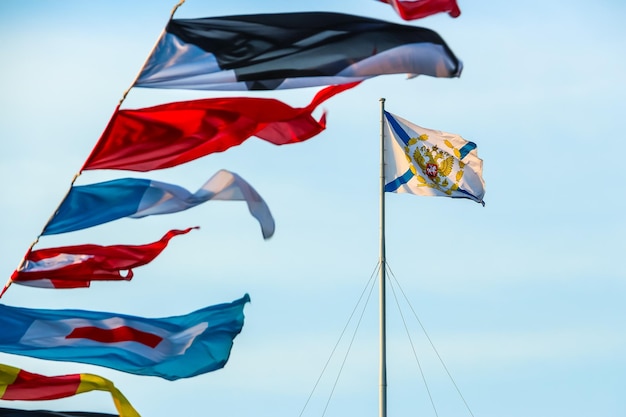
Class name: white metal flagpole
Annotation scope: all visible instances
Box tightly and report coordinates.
[379,98,387,417]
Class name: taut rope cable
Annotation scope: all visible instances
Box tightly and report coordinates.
[387,268,440,417]
[298,262,379,417]
[321,266,378,417]
[386,264,476,417]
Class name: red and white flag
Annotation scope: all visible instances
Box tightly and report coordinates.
[8,227,196,291]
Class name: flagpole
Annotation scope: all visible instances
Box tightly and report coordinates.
[379,97,387,417]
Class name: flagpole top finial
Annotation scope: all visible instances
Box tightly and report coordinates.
[380,98,385,103]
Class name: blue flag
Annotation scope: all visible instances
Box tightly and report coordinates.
[0,294,250,381]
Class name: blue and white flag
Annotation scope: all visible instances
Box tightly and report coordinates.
[0,294,250,381]
[383,111,485,204]
[43,169,275,238]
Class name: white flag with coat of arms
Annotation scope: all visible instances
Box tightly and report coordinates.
[383,111,485,205]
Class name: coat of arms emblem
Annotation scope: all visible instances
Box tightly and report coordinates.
[403,134,465,196]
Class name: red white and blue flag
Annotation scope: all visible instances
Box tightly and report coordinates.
[0,294,250,381]
[42,170,275,239]
[135,12,462,91]
[8,228,197,291]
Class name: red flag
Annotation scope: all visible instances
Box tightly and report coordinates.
[0,363,139,417]
[82,82,359,172]
[377,0,461,20]
[9,227,196,289]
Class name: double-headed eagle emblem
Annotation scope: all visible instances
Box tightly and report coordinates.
[403,133,465,196]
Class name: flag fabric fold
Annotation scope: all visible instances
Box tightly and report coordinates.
[9,228,197,290]
[0,409,118,417]
[134,12,462,91]
[81,82,358,172]
[42,170,275,239]
[0,294,250,381]
[376,0,461,20]
[383,111,485,204]
[0,364,139,417]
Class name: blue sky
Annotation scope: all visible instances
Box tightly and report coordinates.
[0,1,624,416]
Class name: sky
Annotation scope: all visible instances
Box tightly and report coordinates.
[0,1,624,416]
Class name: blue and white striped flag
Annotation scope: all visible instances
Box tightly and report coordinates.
[43,169,275,238]
[383,111,485,205]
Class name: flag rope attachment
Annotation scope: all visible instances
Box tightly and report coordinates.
[0,171,81,298]
[1,1,188,298]
[117,0,186,106]
[2,0,188,298]
[83,0,187,170]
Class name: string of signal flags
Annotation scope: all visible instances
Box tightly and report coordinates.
[0,1,487,417]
